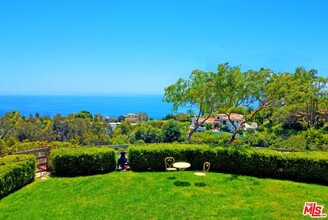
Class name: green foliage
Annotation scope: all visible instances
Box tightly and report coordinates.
[164,63,328,144]
[244,132,281,148]
[161,120,183,143]
[74,111,93,119]
[0,154,36,199]
[163,113,191,122]
[118,121,132,135]
[50,147,116,176]
[137,112,148,121]
[9,141,75,153]
[128,144,215,172]
[0,111,112,153]
[0,140,6,156]
[110,135,129,145]
[276,134,308,151]
[133,124,161,143]
[190,131,232,145]
[215,147,328,184]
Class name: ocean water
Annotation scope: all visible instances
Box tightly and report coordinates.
[0,95,179,119]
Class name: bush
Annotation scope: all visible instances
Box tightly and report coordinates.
[190,131,232,145]
[0,154,36,199]
[134,125,161,143]
[161,121,183,143]
[244,132,281,148]
[51,147,116,176]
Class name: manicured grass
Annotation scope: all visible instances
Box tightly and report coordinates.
[0,171,327,219]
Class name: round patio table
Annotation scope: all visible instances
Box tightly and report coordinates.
[173,162,191,171]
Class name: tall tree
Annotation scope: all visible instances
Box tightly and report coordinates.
[223,68,292,143]
[164,69,218,142]
[164,63,293,144]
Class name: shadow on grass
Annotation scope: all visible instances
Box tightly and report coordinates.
[225,174,240,182]
[166,176,177,180]
[174,181,191,187]
[195,182,207,187]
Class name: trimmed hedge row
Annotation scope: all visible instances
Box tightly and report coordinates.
[0,155,36,199]
[214,147,328,184]
[129,144,216,171]
[128,144,328,184]
[51,147,116,176]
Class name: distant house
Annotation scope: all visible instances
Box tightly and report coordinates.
[109,122,121,130]
[191,116,215,131]
[214,113,244,132]
[102,116,118,123]
[191,113,257,133]
[125,113,139,123]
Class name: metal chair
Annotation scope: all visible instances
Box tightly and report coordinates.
[194,162,210,181]
[164,157,177,172]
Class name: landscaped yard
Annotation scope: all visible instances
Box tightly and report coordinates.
[0,171,327,219]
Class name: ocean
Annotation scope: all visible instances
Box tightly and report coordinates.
[0,95,180,119]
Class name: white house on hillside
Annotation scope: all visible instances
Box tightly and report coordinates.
[191,113,257,133]
[125,113,139,123]
[214,113,244,132]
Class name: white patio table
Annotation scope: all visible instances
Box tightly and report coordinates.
[173,162,191,185]
[173,162,191,171]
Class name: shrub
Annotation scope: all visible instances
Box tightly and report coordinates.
[161,121,182,143]
[51,147,116,176]
[244,132,280,148]
[190,131,232,145]
[0,154,36,199]
[134,125,161,143]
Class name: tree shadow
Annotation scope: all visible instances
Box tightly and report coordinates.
[195,182,207,187]
[225,174,240,182]
[174,181,191,187]
[166,176,177,180]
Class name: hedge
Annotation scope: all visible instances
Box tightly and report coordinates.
[129,144,217,171]
[51,147,116,176]
[128,144,328,184]
[214,147,328,184]
[0,154,36,199]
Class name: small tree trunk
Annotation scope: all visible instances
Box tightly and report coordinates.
[227,122,244,144]
[187,127,197,143]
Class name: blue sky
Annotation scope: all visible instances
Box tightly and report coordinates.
[0,0,327,95]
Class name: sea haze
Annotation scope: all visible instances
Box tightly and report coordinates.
[0,95,180,119]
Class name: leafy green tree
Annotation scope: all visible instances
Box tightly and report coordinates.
[75,111,93,119]
[161,120,182,143]
[134,124,161,143]
[138,112,148,122]
[0,111,20,140]
[53,114,70,142]
[118,115,126,122]
[176,113,189,121]
[119,121,132,135]
[0,139,6,155]
[164,114,177,120]
[164,63,292,143]
[164,69,218,142]
[15,120,42,142]
[219,67,293,143]
[6,136,17,148]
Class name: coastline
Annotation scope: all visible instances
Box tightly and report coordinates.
[0,95,175,119]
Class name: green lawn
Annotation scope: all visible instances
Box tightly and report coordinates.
[0,171,327,219]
